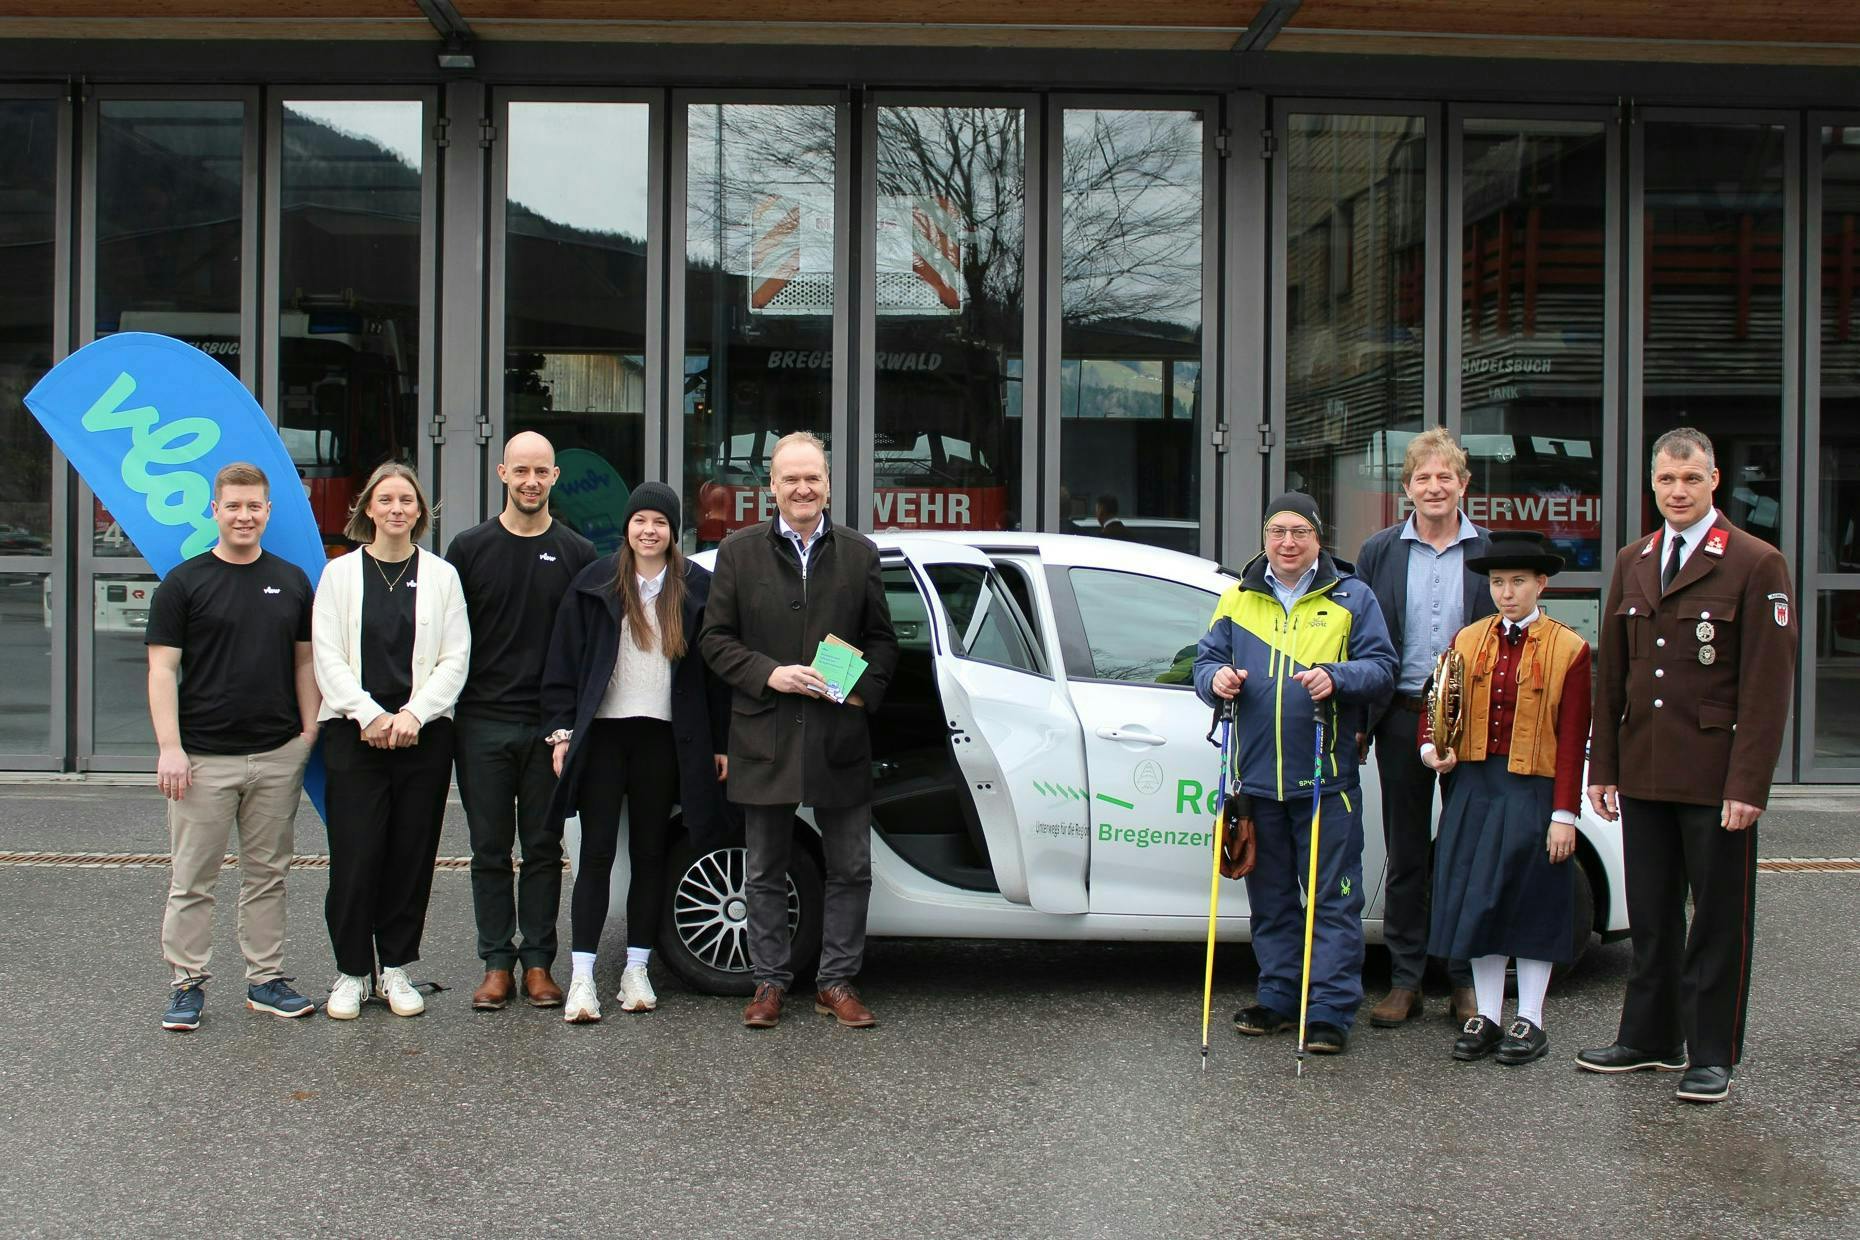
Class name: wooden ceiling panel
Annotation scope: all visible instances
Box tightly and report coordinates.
[6,0,419,14]
[1288,0,1860,45]
[458,1,1256,23]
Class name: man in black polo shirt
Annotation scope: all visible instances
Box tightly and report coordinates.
[446,431,597,1010]
[147,462,320,1032]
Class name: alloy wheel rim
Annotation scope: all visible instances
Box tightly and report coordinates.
[673,846,801,974]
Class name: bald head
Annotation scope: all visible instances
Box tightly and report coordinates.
[504,431,555,466]
[498,431,561,521]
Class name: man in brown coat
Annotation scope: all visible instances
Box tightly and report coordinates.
[698,431,898,1030]
[1583,427,1797,1104]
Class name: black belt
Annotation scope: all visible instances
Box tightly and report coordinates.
[1391,693,1427,713]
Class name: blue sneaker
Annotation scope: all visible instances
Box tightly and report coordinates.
[247,977,316,1018]
[162,982,205,1032]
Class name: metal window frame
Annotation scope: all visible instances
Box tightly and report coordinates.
[1445,103,1618,599]
[1631,107,1801,780]
[1800,113,1860,781]
[1223,90,1269,563]
[859,91,1039,536]
[0,87,70,770]
[1267,98,1443,549]
[486,89,666,521]
[76,86,258,771]
[1044,93,1221,559]
[665,90,849,523]
[264,87,440,531]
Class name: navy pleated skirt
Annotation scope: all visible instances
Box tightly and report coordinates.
[1427,759,1575,964]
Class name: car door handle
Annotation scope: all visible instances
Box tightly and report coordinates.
[1096,727,1166,746]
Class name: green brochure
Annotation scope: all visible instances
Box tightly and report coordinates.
[811,637,869,704]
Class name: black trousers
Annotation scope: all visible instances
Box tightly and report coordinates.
[323,717,455,977]
[454,713,563,972]
[1617,796,1759,1068]
[570,718,679,954]
[1373,703,1472,990]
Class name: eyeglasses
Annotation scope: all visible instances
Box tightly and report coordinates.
[1264,525,1318,543]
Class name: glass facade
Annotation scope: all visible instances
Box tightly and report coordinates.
[0,86,1851,778]
[683,102,837,550]
[503,101,651,554]
[1059,108,1204,553]
[871,104,1026,534]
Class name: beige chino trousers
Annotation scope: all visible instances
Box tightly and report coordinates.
[161,735,312,985]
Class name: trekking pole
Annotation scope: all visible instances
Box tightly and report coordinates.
[1295,717,1325,1078]
[1199,697,1236,1070]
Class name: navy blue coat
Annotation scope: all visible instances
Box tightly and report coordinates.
[1353,517,1495,737]
[541,557,736,850]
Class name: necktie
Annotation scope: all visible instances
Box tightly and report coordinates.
[1662,532,1684,593]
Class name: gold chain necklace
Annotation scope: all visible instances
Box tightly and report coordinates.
[370,550,414,592]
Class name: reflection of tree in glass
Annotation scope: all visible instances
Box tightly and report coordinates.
[684,104,836,274]
[874,107,1025,334]
[1061,110,1203,329]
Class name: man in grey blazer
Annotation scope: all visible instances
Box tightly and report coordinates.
[1353,427,1494,1029]
[699,432,898,1031]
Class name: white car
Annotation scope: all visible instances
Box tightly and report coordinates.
[573,532,1628,994]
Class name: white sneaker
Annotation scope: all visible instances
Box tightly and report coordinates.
[618,964,658,1013]
[379,966,425,1017]
[563,977,602,1024]
[326,972,370,1020]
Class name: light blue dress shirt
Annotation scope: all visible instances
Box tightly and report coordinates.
[1397,511,1480,694]
[777,511,830,582]
[1268,563,1318,614]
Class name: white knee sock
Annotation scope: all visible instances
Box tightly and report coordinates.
[571,951,596,984]
[1470,954,1508,1023]
[1515,958,1553,1028]
[625,946,651,970]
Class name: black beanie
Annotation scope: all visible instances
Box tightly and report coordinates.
[623,481,681,536]
[1264,491,1323,533]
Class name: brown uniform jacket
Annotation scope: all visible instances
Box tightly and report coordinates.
[1590,513,1797,809]
[697,516,899,808]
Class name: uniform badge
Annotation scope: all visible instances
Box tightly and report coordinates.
[1774,600,1790,627]
[1640,536,1659,559]
[1702,528,1728,557]
[1699,644,1717,666]
[1695,621,1715,643]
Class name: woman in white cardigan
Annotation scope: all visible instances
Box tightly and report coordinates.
[312,462,470,1020]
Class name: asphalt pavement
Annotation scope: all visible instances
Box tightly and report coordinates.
[0,781,1856,1239]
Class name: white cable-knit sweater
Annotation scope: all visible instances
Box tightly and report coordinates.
[596,594,673,722]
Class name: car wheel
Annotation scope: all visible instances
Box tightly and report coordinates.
[658,829,824,997]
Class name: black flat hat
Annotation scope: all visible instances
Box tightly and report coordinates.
[1466,529,1563,576]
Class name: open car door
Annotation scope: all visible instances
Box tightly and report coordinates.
[889,537,1091,914]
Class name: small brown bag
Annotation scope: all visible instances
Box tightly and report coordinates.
[1218,791,1256,880]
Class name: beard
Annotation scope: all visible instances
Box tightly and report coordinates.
[509,488,547,514]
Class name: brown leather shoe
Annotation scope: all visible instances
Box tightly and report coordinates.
[471,969,515,1011]
[743,982,784,1028]
[815,983,876,1028]
[523,967,564,1008]
[1369,987,1422,1028]
[1450,986,1479,1026]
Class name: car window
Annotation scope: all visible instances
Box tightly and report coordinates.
[923,563,1042,673]
[882,566,933,653]
[1067,567,1216,684]
[992,559,1044,651]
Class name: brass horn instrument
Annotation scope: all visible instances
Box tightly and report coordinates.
[1423,648,1468,757]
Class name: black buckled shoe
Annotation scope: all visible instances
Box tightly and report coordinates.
[1675,1065,1732,1104]
[1495,1017,1550,1065]
[1575,1042,1688,1074]
[1304,1022,1348,1055]
[1233,1004,1292,1037]
[1452,1015,1504,1061]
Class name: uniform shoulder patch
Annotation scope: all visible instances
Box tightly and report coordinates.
[1702,528,1728,557]
[1770,592,1790,627]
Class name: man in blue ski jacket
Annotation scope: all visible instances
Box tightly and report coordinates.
[1194,491,1398,1054]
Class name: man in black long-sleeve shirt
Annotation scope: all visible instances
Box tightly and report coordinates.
[446,432,596,1010]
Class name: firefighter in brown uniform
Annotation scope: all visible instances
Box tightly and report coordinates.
[1582,427,1797,1104]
